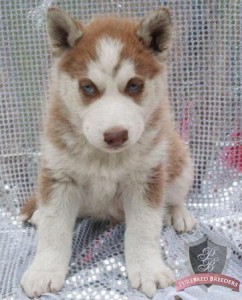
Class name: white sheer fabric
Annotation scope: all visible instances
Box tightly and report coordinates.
[0,1,241,299]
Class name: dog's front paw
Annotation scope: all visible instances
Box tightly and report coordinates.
[21,263,65,298]
[127,260,175,298]
[166,206,196,233]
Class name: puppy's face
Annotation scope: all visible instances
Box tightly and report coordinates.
[47,8,172,153]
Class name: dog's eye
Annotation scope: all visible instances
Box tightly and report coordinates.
[79,79,98,97]
[129,83,139,92]
[125,78,144,95]
[83,85,95,94]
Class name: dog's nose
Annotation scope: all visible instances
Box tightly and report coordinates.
[104,127,128,147]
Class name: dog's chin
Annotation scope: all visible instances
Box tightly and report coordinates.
[87,140,133,154]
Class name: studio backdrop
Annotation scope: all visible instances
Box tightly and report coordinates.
[0,1,241,299]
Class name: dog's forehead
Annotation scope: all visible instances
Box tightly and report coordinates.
[86,37,136,87]
[96,37,123,75]
[60,17,160,79]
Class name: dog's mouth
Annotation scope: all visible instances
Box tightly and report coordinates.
[103,143,128,153]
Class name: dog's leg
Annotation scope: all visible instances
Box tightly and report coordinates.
[165,157,196,232]
[20,180,80,298]
[123,180,175,298]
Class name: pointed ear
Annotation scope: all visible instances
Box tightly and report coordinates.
[137,8,172,58]
[47,8,83,55]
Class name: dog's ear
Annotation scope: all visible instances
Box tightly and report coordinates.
[137,8,172,59]
[47,8,83,55]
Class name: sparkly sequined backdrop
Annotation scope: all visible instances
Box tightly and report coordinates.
[0,1,241,299]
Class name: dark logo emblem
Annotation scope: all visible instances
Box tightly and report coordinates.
[176,236,240,292]
[187,236,230,289]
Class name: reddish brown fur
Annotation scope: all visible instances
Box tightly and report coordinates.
[21,165,78,219]
[167,132,189,182]
[146,164,165,205]
[60,17,160,79]
[145,133,189,206]
[147,106,163,129]
[145,116,189,205]
[146,103,171,148]
[45,93,79,151]
[38,166,77,205]
[21,195,37,221]
[38,167,57,205]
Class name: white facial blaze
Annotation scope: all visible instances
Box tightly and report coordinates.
[80,37,146,153]
[116,59,136,89]
[96,37,123,75]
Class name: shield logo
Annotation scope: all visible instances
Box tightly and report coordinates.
[187,236,230,289]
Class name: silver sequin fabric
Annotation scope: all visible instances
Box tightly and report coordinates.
[0,1,241,299]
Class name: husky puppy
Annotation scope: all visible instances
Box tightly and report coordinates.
[20,7,196,298]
